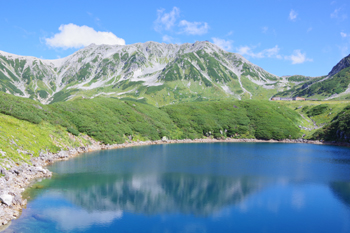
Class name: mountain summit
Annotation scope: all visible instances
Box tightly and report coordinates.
[0,41,289,105]
[328,54,350,77]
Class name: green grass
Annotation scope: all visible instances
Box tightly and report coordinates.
[279,100,350,138]
[162,100,302,140]
[0,113,91,166]
[287,75,310,82]
[274,69,350,99]
[311,105,350,141]
[0,91,305,145]
[5,91,350,168]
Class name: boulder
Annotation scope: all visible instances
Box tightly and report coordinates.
[0,194,13,206]
[10,169,20,175]
[0,167,6,175]
[12,195,23,206]
[57,151,68,159]
[36,166,47,174]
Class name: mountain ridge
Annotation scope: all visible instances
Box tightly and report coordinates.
[273,53,350,100]
[0,41,291,105]
[328,54,350,77]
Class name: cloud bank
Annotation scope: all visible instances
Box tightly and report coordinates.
[45,24,125,49]
[235,45,312,64]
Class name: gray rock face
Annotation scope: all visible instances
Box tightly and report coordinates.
[328,54,350,77]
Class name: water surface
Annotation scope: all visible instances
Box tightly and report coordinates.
[5,143,350,233]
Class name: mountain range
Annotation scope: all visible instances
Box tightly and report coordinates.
[0,41,349,105]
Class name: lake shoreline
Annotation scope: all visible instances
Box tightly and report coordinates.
[0,136,349,228]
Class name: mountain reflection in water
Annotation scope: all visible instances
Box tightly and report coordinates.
[32,173,268,215]
[7,143,350,233]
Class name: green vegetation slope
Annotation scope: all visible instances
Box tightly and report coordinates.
[3,91,350,170]
[0,92,305,167]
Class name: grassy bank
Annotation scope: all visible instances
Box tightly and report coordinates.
[1,91,350,167]
[277,100,350,140]
[0,113,91,168]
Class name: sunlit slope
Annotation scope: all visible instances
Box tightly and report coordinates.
[2,92,350,170]
[279,100,350,141]
[0,92,302,145]
[274,54,350,100]
[0,41,291,105]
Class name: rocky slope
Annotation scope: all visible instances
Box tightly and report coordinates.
[274,54,350,100]
[328,54,350,77]
[0,41,290,105]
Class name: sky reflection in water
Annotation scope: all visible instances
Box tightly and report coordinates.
[5,143,350,233]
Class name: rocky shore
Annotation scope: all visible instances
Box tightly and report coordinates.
[0,136,348,227]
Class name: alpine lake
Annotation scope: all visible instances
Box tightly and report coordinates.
[4,142,350,233]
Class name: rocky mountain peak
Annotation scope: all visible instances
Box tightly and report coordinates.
[328,54,350,77]
[0,41,286,105]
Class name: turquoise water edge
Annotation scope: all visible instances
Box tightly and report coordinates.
[5,143,350,233]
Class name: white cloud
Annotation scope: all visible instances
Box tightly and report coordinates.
[153,7,209,36]
[262,26,268,33]
[227,31,234,36]
[331,8,340,18]
[341,32,348,38]
[236,45,282,59]
[331,8,348,20]
[162,35,180,44]
[154,7,180,32]
[179,20,209,35]
[307,27,313,33]
[212,38,233,51]
[162,35,173,43]
[289,10,298,21]
[285,50,313,64]
[44,207,122,231]
[236,45,312,64]
[45,24,125,49]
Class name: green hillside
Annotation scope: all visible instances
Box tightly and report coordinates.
[274,54,350,100]
[0,92,305,166]
[162,100,302,140]
[278,100,350,140]
[2,91,350,170]
[311,105,350,141]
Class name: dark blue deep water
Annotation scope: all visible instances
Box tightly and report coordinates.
[4,143,350,233]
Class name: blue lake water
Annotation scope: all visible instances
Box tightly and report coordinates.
[4,143,350,233]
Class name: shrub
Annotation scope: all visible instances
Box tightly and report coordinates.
[67,127,80,136]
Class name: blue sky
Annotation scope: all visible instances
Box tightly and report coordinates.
[0,0,349,77]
